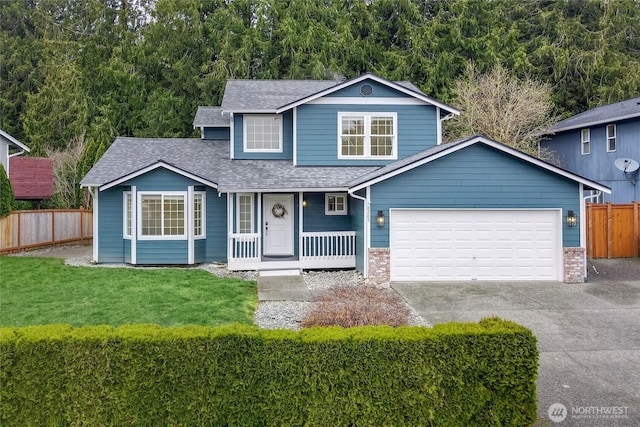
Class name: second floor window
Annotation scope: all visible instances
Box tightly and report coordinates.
[244,115,282,152]
[581,128,590,155]
[606,124,616,152]
[339,112,397,159]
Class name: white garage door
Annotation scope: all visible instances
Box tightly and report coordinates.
[390,209,561,281]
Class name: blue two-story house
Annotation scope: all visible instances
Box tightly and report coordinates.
[81,73,609,283]
[540,96,640,204]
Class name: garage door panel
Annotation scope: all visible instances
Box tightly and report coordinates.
[390,209,561,281]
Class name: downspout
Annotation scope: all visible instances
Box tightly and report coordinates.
[348,188,370,278]
[7,149,25,175]
[437,110,456,146]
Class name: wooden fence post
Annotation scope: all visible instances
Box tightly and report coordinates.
[17,211,21,251]
[51,210,55,244]
[634,201,639,258]
[80,206,84,240]
[607,202,612,259]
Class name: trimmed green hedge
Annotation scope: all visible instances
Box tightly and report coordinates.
[0,318,537,426]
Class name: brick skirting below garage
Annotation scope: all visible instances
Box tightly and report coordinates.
[563,247,586,283]
[369,246,587,284]
[368,248,390,286]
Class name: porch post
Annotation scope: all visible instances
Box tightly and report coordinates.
[227,192,233,262]
[257,193,262,258]
[131,185,137,264]
[187,185,194,264]
[299,191,304,258]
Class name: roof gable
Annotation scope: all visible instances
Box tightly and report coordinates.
[0,129,30,152]
[348,135,611,193]
[275,73,459,115]
[99,161,218,191]
[552,96,640,133]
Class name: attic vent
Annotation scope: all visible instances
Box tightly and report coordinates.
[360,84,373,96]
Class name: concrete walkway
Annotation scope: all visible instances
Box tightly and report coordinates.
[257,275,311,301]
[392,280,640,427]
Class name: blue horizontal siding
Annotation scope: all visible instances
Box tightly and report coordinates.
[233,111,293,160]
[369,144,581,248]
[97,188,126,263]
[296,104,437,166]
[302,192,352,232]
[325,79,414,98]
[136,240,188,264]
[541,118,640,203]
[203,127,230,140]
[206,189,228,262]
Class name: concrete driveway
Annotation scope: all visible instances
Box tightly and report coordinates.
[392,267,640,426]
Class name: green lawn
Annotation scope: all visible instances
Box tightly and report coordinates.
[0,257,257,327]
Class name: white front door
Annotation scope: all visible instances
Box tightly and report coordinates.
[263,194,294,256]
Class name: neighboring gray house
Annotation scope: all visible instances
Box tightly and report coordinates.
[82,73,610,283]
[540,97,640,203]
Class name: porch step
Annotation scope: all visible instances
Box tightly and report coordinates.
[259,268,301,277]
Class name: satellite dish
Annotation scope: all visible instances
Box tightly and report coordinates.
[614,158,640,174]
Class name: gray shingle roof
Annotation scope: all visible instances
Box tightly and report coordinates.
[553,96,640,132]
[221,80,338,112]
[80,137,378,191]
[192,107,230,127]
[220,77,428,113]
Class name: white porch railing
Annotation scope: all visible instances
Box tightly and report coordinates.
[301,231,356,261]
[228,233,261,262]
[228,231,356,270]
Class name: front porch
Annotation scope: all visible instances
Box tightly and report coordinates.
[228,231,356,271]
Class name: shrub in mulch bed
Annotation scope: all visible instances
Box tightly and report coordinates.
[301,286,410,328]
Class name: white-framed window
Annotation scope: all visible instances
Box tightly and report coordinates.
[123,191,132,238]
[243,115,282,152]
[138,192,186,239]
[194,192,206,239]
[338,112,397,159]
[581,128,590,155]
[325,193,348,215]
[606,124,616,152]
[237,193,254,233]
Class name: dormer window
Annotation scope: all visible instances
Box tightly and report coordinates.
[338,112,397,159]
[244,114,282,152]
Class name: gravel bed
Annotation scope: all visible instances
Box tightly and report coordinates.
[255,269,430,330]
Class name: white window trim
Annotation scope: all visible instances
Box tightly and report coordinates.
[325,193,348,215]
[137,191,188,240]
[193,191,206,239]
[243,114,283,153]
[606,124,616,152]
[337,112,397,160]
[581,128,590,155]
[123,191,132,239]
[236,193,254,233]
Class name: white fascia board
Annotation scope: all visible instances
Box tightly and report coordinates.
[275,73,460,115]
[98,161,218,191]
[0,129,30,152]
[349,136,612,194]
[224,109,277,114]
[553,112,640,133]
[306,97,426,105]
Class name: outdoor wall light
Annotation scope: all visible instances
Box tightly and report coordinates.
[377,210,385,227]
[566,210,577,227]
[302,199,307,208]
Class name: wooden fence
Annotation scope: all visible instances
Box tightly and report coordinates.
[586,202,639,258]
[0,209,92,254]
